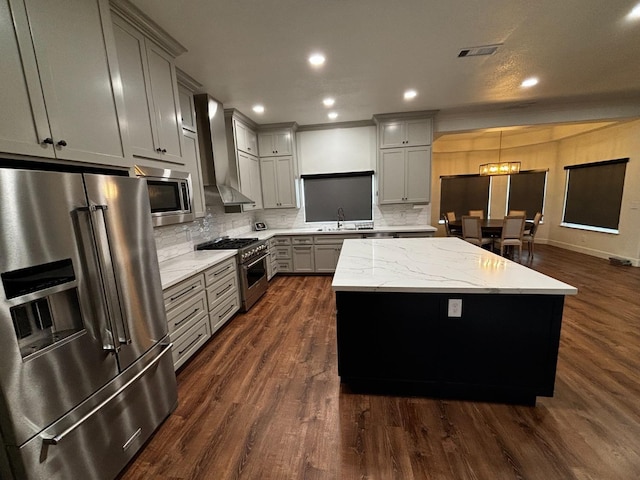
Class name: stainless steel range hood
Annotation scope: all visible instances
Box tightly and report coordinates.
[194,94,254,211]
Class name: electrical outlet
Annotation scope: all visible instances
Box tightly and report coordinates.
[448,299,462,318]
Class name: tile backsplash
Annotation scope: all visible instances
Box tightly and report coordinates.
[154,202,432,263]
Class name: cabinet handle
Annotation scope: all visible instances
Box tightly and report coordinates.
[42,137,54,145]
[216,283,234,297]
[156,148,162,153]
[56,140,67,147]
[212,264,232,277]
[174,308,200,327]
[161,148,167,153]
[218,304,235,320]
[178,334,203,356]
[169,284,198,302]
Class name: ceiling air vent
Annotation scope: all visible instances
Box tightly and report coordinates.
[458,44,501,58]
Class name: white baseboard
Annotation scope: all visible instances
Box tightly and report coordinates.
[544,239,640,267]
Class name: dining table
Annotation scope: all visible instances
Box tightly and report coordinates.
[449,218,534,238]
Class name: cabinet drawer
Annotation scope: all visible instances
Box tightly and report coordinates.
[163,274,205,311]
[313,234,361,245]
[210,293,240,335]
[172,316,211,370]
[206,272,238,311]
[292,236,313,245]
[272,236,291,245]
[274,246,292,259]
[276,260,292,272]
[166,290,208,338]
[204,257,237,286]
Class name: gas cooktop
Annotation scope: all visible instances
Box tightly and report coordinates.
[196,237,259,250]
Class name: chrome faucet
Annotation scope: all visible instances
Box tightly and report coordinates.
[337,207,345,229]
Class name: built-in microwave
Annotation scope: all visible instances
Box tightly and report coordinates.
[134,165,195,226]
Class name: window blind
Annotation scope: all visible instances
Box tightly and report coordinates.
[507,170,547,220]
[562,158,628,231]
[439,175,490,220]
[302,171,373,222]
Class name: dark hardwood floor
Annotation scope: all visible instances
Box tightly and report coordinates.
[120,244,640,479]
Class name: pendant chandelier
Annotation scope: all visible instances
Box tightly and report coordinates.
[479,131,521,176]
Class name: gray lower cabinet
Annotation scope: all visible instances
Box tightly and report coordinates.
[313,234,361,273]
[269,231,434,275]
[267,237,278,280]
[163,256,239,370]
[292,236,314,273]
[204,257,240,335]
[272,236,292,273]
[292,245,315,272]
[314,244,341,273]
[164,273,210,371]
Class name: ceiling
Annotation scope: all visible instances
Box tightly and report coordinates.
[130,0,640,127]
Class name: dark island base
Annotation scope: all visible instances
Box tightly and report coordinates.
[341,378,538,406]
[336,291,566,406]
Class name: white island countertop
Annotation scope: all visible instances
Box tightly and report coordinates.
[332,237,577,295]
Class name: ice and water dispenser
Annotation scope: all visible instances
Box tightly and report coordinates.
[2,258,84,358]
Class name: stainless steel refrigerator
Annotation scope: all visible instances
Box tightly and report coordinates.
[0,167,178,479]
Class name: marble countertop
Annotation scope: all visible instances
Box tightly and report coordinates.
[331,237,578,295]
[237,225,437,241]
[159,250,237,290]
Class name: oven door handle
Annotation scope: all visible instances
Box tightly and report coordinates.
[243,253,269,270]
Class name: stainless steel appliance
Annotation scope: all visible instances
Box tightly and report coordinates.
[0,167,178,480]
[134,165,195,226]
[193,94,255,212]
[196,238,268,311]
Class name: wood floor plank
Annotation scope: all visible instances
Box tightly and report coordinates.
[119,245,640,480]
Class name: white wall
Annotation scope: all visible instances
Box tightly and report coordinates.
[296,126,376,174]
[431,120,640,265]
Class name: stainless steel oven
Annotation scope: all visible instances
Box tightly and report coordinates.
[240,250,269,312]
[196,238,268,311]
[134,165,195,226]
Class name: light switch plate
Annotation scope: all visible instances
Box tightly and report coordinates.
[448,299,462,318]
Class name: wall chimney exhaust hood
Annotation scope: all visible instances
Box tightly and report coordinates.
[193,94,254,212]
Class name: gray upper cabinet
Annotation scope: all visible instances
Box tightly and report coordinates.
[234,120,258,156]
[257,124,298,209]
[0,0,128,166]
[258,130,293,157]
[178,86,197,133]
[111,4,185,165]
[260,156,296,209]
[379,118,433,148]
[176,70,206,218]
[375,112,435,205]
[378,146,431,204]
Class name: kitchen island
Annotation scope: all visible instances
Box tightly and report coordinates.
[332,237,578,405]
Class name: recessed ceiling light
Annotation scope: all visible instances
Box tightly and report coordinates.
[404,89,417,100]
[627,3,640,20]
[308,53,325,66]
[328,112,338,120]
[252,104,265,114]
[323,97,335,107]
[521,77,539,88]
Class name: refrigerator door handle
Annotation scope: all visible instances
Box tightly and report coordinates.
[76,206,121,353]
[88,204,133,346]
[41,343,173,446]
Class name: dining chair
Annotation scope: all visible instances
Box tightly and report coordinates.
[468,209,484,219]
[461,216,492,248]
[442,213,452,236]
[509,210,526,218]
[446,211,456,222]
[442,213,462,238]
[495,216,526,261]
[523,212,543,260]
